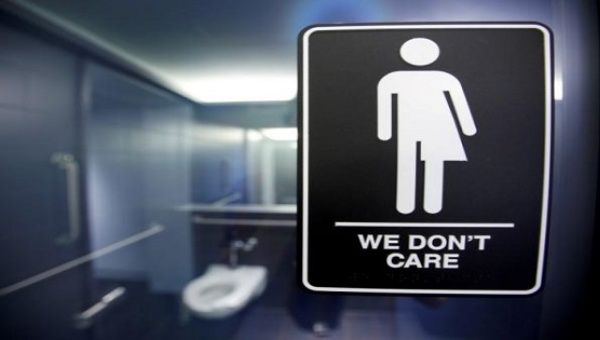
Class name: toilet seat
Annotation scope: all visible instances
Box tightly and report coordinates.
[182,265,267,319]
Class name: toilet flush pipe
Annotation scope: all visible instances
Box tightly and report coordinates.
[229,237,258,267]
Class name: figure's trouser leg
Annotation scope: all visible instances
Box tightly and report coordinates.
[396,142,416,214]
[424,160,444,214]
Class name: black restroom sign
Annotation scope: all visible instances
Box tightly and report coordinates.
[299,24,552,295]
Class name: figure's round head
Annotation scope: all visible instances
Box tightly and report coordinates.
[399,38,440,66]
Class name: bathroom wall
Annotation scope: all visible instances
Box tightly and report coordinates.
[85,62,195,292]
[195,101,296,129]
[188,120,247,204]
[245,134,296,204]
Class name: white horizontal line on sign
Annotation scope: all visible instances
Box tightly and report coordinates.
[335,222,514,228]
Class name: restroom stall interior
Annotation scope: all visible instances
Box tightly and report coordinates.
[0,0,599,339]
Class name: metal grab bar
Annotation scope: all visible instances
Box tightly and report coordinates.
[0,224,164,297]
[73,287,126,329]
[51,152,81,245]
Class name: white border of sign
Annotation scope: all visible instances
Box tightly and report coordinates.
[301,23,552,295]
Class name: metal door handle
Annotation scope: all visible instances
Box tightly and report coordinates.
[51,152,81,245]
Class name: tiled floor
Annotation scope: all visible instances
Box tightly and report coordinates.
[233,306,397,340]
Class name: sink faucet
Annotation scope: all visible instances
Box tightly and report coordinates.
[228,237,258,267]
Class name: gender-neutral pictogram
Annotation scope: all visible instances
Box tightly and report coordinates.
[377,38,477,214]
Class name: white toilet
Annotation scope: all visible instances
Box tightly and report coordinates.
[182,264,267,319]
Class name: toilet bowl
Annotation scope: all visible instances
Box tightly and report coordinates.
[182,265,267,319]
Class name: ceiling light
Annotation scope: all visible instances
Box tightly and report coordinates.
[260,128,298,141]
[179,73,297,104]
